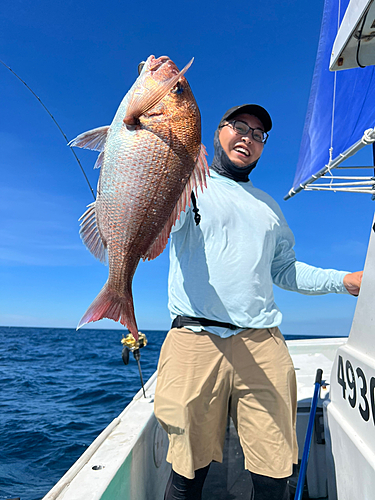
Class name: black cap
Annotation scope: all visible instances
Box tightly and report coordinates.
[220,104,272,132]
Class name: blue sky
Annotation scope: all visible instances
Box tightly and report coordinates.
[1,0,373,335]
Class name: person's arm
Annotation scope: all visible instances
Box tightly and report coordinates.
[271,224,360,295]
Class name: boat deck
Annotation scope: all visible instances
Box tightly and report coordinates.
[202,422,308,499]
[201,337,346,499]
[202,420,252,499]
[43,337,345,500]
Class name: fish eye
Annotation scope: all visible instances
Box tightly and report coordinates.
[138,61,145,75]
[172,81,184,94]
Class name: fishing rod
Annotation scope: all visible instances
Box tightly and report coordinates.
[0,58,96,201]
[2,59,149,395]
[121,333,148,398]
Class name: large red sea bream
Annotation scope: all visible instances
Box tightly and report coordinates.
[70,55,208,340]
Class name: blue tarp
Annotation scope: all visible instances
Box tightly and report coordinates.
[290,0,375,195]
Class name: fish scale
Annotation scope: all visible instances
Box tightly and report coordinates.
[70,55,209,339]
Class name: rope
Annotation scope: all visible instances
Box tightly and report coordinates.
[362,128,375,144]
[329,0,341,162]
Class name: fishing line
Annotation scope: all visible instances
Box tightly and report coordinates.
[1,59,96,200]
[2,60,153,377]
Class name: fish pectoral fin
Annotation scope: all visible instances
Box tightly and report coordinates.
[144,143,209,261]
[79,202,107,263]
[94,151,104,169]
[193,143,210,193]
[69,126,110,151]
[123,58,194,124]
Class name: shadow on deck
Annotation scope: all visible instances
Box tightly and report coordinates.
[202,421,314,500]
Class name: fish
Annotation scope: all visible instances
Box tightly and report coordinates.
[70,55,209,340]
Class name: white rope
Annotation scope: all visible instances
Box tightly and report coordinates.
[285,127,375,199]
[362,128,375,144]
[329,0,341,162]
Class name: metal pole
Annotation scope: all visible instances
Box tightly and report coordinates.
[295,368,323,500]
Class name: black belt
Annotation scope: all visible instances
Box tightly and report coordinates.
[171,315,239,331]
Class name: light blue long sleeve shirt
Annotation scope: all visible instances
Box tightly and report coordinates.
[168,170,350,338]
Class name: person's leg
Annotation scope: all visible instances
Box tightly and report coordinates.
[230,327,298,481]
[164,464,211,500]
[154,327,232,479]
[163,466,289,500]
[250,472,290,500]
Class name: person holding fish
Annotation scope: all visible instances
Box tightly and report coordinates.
[71,56,361,500]
[154,103,363,500]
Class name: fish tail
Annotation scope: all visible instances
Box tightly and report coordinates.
[77,283,139,340]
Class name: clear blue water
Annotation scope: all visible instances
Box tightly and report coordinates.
[0,326,167,500]
[1,327,336,500]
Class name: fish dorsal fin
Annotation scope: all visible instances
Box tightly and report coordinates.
[69,126,110,151]
[124,58,194,124]
[79,202,107,263]
[143,144,209,261]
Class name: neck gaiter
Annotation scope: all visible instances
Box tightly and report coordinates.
[210,129,258,182]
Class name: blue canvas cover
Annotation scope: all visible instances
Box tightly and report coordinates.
[290,0,375,196]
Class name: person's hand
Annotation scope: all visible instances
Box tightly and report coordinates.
[343,271,363,296]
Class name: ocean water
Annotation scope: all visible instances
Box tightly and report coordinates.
[0,326,167,500]
[1,327,336,500]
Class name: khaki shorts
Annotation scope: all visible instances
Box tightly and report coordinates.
[154,326,298,479]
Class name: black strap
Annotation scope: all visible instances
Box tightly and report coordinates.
[190,192,201,226]
[172,315,239,331]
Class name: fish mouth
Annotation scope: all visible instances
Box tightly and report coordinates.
[147,55,180,77]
